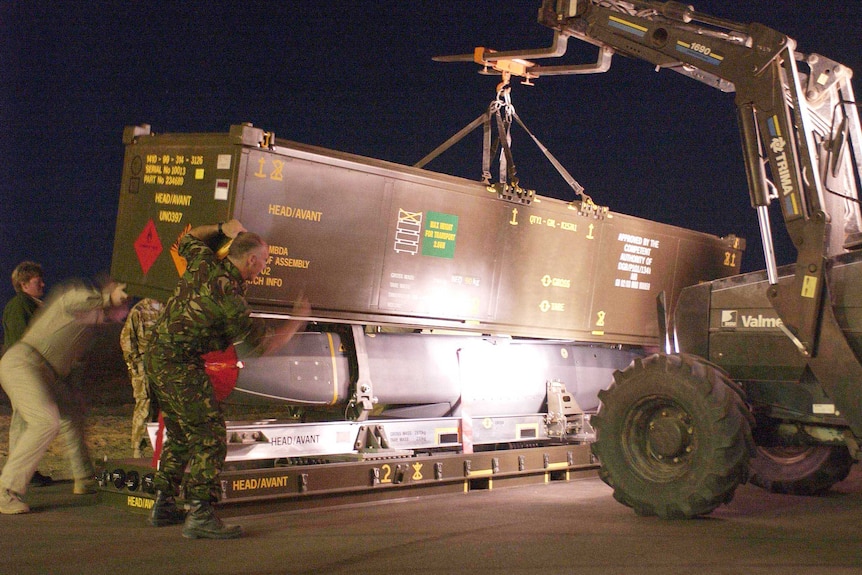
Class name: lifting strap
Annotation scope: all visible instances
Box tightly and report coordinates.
[511,108,587,199]
[414,75,594,205]
[485,82,518,187]
[414,113,487,169]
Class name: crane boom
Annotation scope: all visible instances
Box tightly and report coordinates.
[444,0,862,360]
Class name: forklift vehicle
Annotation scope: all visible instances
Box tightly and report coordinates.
[439,0,862,517]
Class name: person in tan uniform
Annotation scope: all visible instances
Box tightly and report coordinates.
[0,278,128,514]
[119,298,163,458]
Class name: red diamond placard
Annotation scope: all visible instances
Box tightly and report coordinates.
[134,220,163,275]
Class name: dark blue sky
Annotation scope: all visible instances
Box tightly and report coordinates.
[2,1,861,303]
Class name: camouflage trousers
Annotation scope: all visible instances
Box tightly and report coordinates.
[126,368,151,453]
[144,348,226,502]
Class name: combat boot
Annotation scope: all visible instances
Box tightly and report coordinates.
[182,499,242,539]
[148,491,186,526]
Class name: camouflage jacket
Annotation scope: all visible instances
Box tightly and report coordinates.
[119,298,163,373]
[148,234,258,363]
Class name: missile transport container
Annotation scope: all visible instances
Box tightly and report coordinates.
[110,123,743,419]
[112,123,743,340]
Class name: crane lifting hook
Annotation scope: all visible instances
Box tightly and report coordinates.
[496,70,511,98]
[495,71,513,110]
[473,47,537,86]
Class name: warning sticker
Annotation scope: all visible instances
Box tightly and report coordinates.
[170,224,192,277]
[134,220,163,275]
[215,179,230,201]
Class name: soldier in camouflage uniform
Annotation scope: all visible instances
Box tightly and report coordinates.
[119,298,162,458]
[145,219,270,540]
[146,219,309,538]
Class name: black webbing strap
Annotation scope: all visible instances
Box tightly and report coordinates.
[414,112,488,169]
[483,110,492,183]
[493,104,517,186]
[415,89,592,204]
[511,110,589,202]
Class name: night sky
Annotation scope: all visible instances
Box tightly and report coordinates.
[2,1,861,305]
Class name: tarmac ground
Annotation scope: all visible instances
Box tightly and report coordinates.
[2,465,862,575]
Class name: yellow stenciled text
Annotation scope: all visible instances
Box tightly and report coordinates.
[158,210,183,223]
[154,192,192,206]
[232,476,290,491]
[268,204,322,222]
[127,496,154,510]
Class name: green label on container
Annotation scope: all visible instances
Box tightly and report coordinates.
[422,211,459,259]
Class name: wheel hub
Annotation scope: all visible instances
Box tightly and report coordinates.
[648,411,689,459]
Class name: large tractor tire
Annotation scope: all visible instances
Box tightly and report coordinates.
[749,445,853,495]
[591,353,754,519]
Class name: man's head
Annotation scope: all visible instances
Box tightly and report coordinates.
[11,261,45,298]
[227,232,269,282]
